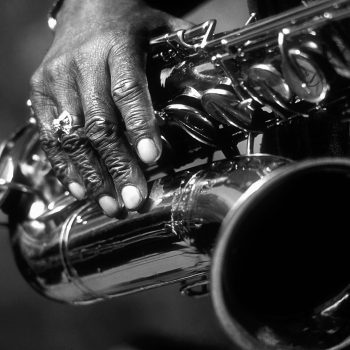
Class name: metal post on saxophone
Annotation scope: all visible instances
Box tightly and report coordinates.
[3,0,350,349]
[149,0,350,148]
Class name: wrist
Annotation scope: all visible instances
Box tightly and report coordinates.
[49,0,148,32]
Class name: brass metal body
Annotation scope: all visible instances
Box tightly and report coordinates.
[2,1,350,348]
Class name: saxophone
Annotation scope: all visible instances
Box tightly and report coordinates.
[2,0,350,349]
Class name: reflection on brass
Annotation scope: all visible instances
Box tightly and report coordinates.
[247,63,292,104]
[201,88,253,130]
[282,47,329,103]
[3,1,350,349]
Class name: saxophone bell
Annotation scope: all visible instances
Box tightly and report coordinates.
[212,158,350,350]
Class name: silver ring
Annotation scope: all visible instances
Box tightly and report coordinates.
[52,111,80,136]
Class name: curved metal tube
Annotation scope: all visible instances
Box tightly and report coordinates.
[212,157,350,350]
[10,155,350,350]
[10,155,289,304]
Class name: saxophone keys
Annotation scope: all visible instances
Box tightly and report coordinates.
[163,103,218,147]
[201,87,254,131]
[161,86,220,147]
[281,47,330,104]
[246,63,292,108]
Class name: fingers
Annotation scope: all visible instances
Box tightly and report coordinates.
[40,126,83,195]
[31,76,120,216]
[50,91,88,200]
[85,117,147,210]
[108,43,162,165]
[79,67,147,211]
[31,56,149,214]
[54,87,121,216]
[31,10,184,215]
[61,127,121,215]
[29,89,84,197]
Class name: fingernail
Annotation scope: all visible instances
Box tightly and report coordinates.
[98,195,119,217]
[137,138,159,164]
[121,185,142,210]
[69,182,86,200]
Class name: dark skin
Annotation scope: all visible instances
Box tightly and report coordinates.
[30,0,191,216]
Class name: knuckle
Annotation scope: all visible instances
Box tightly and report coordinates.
[84,99,111,121]
[101,143,136,184]
[38,132,69,182]
[84,105,102,121]
[112,78,144,105]
[73,156,104,194]
[85,117,117,148]
[124,110,149,131]
[39,129,57,151]
[85,116,105,143]
[107,157,134,184]
[85,175,104,194]
[52,161,69,183]
[61,129,87,154]
[85,120,134,186]
[108,39,128,59]
[42,56,71,83]
[30,69,44,92]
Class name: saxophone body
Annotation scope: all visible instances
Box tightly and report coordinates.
[3,1,350,349]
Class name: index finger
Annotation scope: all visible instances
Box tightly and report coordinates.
[108,43,162,164]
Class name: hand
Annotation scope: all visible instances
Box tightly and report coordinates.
[30,0,190,216]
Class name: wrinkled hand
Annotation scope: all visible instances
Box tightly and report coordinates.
[30,0,190,216]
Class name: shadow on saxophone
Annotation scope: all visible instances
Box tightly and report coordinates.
[2,0,350,349]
